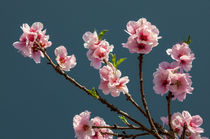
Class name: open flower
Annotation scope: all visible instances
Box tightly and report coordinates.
[169,73,193,101]
[153,61,193,101]
[166,42,195,72]
[99,63,129,97]
[54,46,76,71]
[91,117,113,139]
[83,31,114,69]
[13,22,52,63]
[160,111,205,138]
[153,62,179,96]
[153,69,171,96]
[73,111,113,139]
[123,18,161,54]
[73,111,95,139]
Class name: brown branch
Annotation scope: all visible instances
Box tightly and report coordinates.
[92,125,143,130]
[166,92,175,138]
[101,131,150,138]
[125,93,147,117]
[138,54,161,139]
[180,124,187,139]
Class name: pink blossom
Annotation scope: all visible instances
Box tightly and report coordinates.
[91,117,113,139]
[181,111,204,134]
[169,73,193,102]
[166,42,195,72]
[160,111,206,138]
[123,18,161,54]
[99,64,129,97]
[83,31,99,50]
[153,61,193,101]
[160,116,168,127]
[122,36,153,54]
[171,112,184,136]
[159,61,179,71]
[73,111,95,139]
[161,113,184,136]
[153,69,171,95]
[153,62,179,96]
[54,46,76,71]
[188,133,208,139]
[83,31,114,69]
[13,22,52,63]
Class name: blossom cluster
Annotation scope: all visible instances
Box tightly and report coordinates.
[13,22,52,63]
[161,111,207,139]
[153,42,195,101]
[99,63,129,97]
[73,111,113,139]
[83,31,114,69]
[83,31,129,97]
[123,18,161,54]
[13,22,77,71]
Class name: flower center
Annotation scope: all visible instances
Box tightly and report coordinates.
[137,43,146,49]
[140,34,148,41]
[176,80,182,89]
[59,57,66,64]
[83,124,90,131]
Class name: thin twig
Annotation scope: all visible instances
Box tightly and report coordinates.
[166,92,175,138]
[138,54,161,139]
[92,125,143,130]
[101,131,150,138]
[125,93,147,117]
[181,124,187,139]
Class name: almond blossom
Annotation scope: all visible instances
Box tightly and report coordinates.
[83,31,114,69]
[122,18,161,54]
[91,117,113,139]
[153,69,171,96]
[73,111,113,139]
[54,46,76,71]
[153,62,179,96]
[188,133,208,139]
[153,61,193,101]
[166,42,195,72]
[169,73,193,101]
[73,111,95,139]
[161,111,205,138]
[99,63,129,97]
[13,22,52,63]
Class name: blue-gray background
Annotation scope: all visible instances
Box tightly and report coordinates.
[1,0,209,138]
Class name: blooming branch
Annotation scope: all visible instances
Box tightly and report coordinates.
[12,19,208,139]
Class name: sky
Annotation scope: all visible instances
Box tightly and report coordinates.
[1,0,210,138]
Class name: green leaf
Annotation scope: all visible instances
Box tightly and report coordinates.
[88,87,99,99]
[116,58,127,68]
[119,116,128,125]
[183,35,192,44]
[110,53,116,67]
[98,30,108,40]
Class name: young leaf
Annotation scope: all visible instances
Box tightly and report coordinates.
[119,115,128,125]
[183,35,192,44]
[116,58,127,68]
[88,87,99,99]
[98,30,108,40]
[110,53,116,67]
